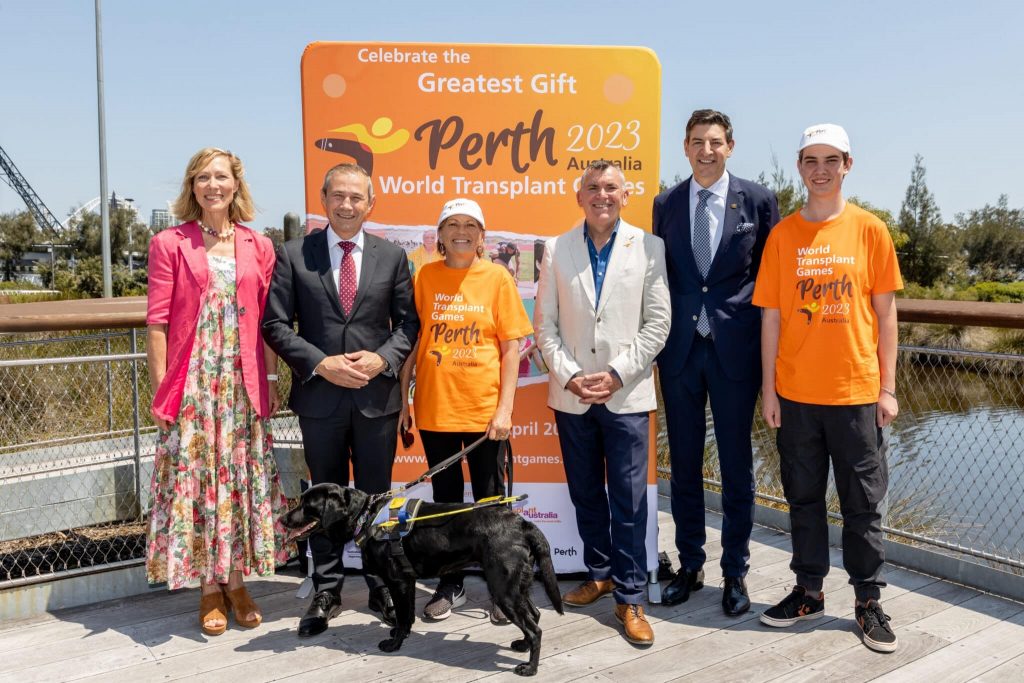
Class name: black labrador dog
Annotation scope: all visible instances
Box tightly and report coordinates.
[280,483,563,676]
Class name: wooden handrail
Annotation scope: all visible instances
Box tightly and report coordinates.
[0,295,1021,333]
[895,299,1024,329]
[0,296,148,332]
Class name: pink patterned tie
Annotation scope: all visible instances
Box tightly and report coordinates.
[338,241,357,316]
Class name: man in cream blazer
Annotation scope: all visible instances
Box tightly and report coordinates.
[535,160,670,646]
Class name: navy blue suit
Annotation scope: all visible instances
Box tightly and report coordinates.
[653,174,778,578]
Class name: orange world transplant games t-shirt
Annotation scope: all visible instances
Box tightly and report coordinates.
[412,259,534,432]
[752,203,903,405]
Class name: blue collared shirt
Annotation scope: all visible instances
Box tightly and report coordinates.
[583,220,619,304]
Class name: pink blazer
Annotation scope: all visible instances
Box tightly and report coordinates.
[146,221,276,421]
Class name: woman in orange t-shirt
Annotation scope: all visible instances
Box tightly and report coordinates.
[398,198,533,624]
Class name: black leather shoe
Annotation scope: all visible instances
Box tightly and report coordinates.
[662,567,704,606]
[298,590,342,637]
[722,576,750,616]
[368,586,397,627]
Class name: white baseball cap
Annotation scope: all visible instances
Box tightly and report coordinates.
[799,123,851,155]
[437,198,485,229]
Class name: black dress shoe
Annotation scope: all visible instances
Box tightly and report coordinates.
[298,590,342,637]
[722,576,751,616]
[368,586,397,627]
[662,567,704,606]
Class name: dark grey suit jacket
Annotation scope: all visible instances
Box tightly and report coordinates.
[261,228,419,418]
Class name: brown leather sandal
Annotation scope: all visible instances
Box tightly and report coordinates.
[199,589,228,636]
[224,586,263,628]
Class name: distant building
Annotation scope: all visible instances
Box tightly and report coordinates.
[109,192,140,224]
[150,209,172,231]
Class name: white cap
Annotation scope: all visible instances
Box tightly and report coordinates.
[437,198,485,229]
[799,123,851,155]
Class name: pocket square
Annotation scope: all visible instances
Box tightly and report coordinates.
[735,222,755,234]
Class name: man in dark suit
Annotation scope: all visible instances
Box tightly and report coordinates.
[262,163,419,637]
[653,110,779,616]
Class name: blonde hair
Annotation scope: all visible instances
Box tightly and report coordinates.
[171,147,255,223]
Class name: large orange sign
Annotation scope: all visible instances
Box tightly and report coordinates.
[301,42,661,573]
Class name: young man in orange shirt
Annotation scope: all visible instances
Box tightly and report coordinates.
[752,124,902,653]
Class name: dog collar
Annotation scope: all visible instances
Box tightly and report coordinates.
[352,496,379,547]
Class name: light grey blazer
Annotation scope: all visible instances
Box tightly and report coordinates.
[534,219,671,415]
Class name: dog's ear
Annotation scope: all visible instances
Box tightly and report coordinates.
[320,485,366,543]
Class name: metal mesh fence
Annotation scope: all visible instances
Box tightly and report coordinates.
[1,328,1021,585]
[0,331,150,583]
[656,344,1024,574]
[0,330,310,585]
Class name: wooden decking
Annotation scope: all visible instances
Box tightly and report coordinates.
[2,498,1024,682]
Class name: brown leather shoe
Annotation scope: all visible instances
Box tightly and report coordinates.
[614,603,654,646]
[563,579,614,607]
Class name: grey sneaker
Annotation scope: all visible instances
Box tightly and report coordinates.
[856,600,898,653]
[423,582,466,620]
[489,602,510,625]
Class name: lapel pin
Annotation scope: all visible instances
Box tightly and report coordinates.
[730,203,738,209]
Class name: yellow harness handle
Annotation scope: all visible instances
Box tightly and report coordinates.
[377,495,526,529]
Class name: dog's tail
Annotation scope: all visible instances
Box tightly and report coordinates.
[526,525,564,615]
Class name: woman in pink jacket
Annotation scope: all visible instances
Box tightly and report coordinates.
[146,148,290,636]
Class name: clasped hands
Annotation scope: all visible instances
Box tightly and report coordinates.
[567,371,623,405]
[315,350,386,388]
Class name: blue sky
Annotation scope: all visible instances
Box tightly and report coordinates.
[1,1,1021,230]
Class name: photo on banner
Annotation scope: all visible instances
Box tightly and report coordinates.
[300,42,661,573]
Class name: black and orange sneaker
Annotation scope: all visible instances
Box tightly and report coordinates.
[760,586,825,627]
[855,600,898,652]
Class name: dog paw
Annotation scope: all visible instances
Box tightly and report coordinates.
[513,662,538,676]
[511,638,530,652]
[378,637,404,652]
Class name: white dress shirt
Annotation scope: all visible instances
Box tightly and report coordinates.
[314,226,394,379]
[689,171,730,259]
[325,225,364,288]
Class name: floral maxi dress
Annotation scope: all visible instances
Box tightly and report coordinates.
[146,254,292,589]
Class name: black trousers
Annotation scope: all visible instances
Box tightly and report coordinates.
[420,429,505,587]
[299,390,397,594]
[777,397,888,602]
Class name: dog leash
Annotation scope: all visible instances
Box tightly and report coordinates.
[500,438,513,498]
[383,434,489,498]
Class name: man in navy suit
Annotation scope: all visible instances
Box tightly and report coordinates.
[653,110,779,615]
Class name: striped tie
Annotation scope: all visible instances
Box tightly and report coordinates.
[692,190,713,336]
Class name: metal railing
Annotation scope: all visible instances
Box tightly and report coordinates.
[1,322,1023,589]
[0,330,309,587]
[0,332,146,585]
[655,342,1024,576]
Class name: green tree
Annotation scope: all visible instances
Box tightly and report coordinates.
[756,153,805,218]
[63,256,147,298]
[263,227,285,249]
[848,197,909,250]
[0,211,39,281]
[897,155,951,285]
[958,195,1024,281]
[70,206,149,262]
[658,174,684,194]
